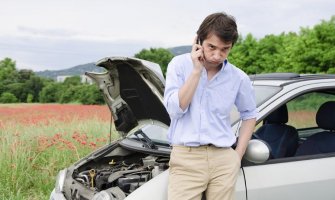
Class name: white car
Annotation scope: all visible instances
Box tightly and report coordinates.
[50,56,335,200]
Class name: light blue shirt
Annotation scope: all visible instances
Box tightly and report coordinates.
[163,53,257,147]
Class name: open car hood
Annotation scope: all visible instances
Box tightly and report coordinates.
[85,56,170,137]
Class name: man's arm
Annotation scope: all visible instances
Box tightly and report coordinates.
[178,70,201,110]
[178,36,205,110]
[235,118,256,159]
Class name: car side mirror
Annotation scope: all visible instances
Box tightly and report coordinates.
[244,139,270,164]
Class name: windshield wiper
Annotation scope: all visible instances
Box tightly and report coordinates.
[134,130,157,149]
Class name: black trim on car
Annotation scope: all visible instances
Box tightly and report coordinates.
[249,73,300,80]
[119,138,171,157]
[250,73,335,81]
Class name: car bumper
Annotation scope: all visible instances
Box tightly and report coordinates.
[50,188,67,200]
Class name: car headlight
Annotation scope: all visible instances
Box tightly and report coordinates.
[55,169,67,193]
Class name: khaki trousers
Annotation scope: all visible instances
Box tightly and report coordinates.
[168,145,241,200]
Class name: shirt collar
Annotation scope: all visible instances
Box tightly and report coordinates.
[219,59,228,73]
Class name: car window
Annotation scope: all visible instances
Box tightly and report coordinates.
[253,89,335,161]
[254,85,282,106]
[287,92,335,130]
[230,85,281,125]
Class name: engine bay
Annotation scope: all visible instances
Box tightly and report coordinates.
[71,146,169,199]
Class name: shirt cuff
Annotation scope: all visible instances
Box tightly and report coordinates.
[240,108,258,121]
[166,92,188,119]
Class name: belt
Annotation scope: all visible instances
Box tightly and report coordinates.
[200,143,214,147]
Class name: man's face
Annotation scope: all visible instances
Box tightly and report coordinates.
[202,34,232,68]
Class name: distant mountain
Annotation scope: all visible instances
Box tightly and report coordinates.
[35,63,105,80]
[35,46,192,80]
[169,45,191,56]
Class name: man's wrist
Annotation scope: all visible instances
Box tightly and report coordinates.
[192,68,202,76]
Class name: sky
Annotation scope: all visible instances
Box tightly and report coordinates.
[1,0,334,71]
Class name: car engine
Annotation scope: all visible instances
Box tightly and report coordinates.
[71,146,169,199]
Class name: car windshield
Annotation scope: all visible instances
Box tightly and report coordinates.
[127,123,170,145]
[128,85,281,145]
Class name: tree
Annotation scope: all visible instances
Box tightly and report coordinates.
[5,82,29,102]
[59,86,78,103]
[0,58,18,84]
[0,92,18,103]
[135,48,174,76]
[254,34,286,73]
[76,84,105,105]
[229,34,259,74]
[229,16,335,74]
[18,69,34,82]
[39,82,63,103]
[312,16,335,73]
[63,76,81,86]
[25,76,45,102]
[26,94,34,103]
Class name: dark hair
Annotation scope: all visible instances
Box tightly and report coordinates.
[196,12,238,45]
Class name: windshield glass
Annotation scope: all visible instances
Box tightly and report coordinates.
[127,122,169,145]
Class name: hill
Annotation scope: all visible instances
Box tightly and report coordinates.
[35,46,191,80]
[169,45,191,56]
[35,63,105,80]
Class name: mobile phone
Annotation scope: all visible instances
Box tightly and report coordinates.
[197,38,203,61]
[196,38,202,51]
[197,38,202,45]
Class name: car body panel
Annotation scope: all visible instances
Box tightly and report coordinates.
[245,157,335,200]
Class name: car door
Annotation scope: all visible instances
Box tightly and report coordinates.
[244,83,335,200]
[244,157,335,200]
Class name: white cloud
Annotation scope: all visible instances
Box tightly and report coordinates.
[0,0,334,71]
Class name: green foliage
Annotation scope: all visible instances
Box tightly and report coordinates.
[59,85,77,103]
[230,16,335,74]
[135,48,174,76]
[0,58,17,82]
[5,82,28,102]
[76,84,105,105]
[26,94,34,103]
[25,76,45,102]
[59,84,104,105]
[0,60,46,103]
[230,34,259,73]
[287,92,335,111]
[18,69,34,82]
[39,82,63,103]
[0,92,18,103]
[63,76,81,86]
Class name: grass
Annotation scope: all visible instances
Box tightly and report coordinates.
[0,104,118,199]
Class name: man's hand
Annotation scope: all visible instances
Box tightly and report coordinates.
[191,36,204,73]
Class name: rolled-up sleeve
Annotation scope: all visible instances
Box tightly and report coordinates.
[163,58,189,119]
[235,76,258,120]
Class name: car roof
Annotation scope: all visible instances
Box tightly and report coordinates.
[250,73,335,87]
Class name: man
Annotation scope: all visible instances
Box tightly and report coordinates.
[163,12,257,200]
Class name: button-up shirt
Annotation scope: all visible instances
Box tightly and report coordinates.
[163,53,257,147]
